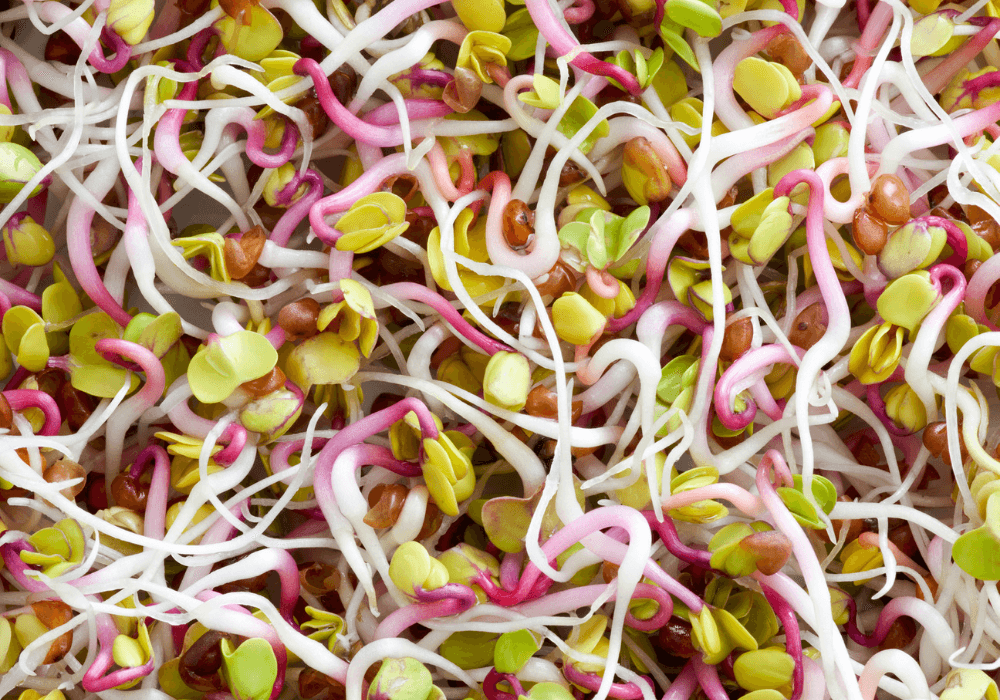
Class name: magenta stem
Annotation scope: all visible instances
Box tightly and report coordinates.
[562,664,652,699]
[714,344,803,430]
[379,282,511,355]
[4,389,61,435]
[271,169,324,246]
[131,445,171,540]
[760,582,804,700]
[607,209,696,332]
[523,0,641,94]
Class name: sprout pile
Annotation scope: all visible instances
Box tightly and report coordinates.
[6,0,1000,699]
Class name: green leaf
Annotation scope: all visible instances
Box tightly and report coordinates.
[733,57,790,119]
[952,526,1000,580]
[0,617,20,673]
[666,0,722,37]
[127,312,183,358]
[112,635,147,668]
[0,142,44,203]
[791,474,837,515]
[615,206,651,260]
[41,281,82,326]
[877,271,941,334]
[657,355,699,403]
[220,638,278,700]
[453,0,505,31]
[733,649,795,691]
[367,658,433,700]
[440,631,498,670]
[558,221,592,262]
[910,12,956,58]
[494,629,539,674]
[659,24,699,72]
[502,9,539,62]
[69,312,122,366]
[214,5,283,62]
[284,332,360,389]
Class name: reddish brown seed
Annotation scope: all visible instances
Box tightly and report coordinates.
[329,66,357,106]
[720,317,753,362]
[764,33,812,78]
[58,382,96,432]
[43,459,87,500]
[32,600,73,664]
[0,392,12,431]
[300,562,343,596]
[968,205,1000,251]
[739,530,793,575]
[879,616,917,651]
[534,259,578,299]
[299,669,348,700]
[525,385,559,419]
[380,174,420,203]
[559,160,586,187]
[179,630,228,692]
[868,175,911,226]
[922,422,948,457]
[788,304,827,350]
[240,366,287,398]
[278,298,321,341]
[110,473,149,511]
[364,483,409,528]
[656,618,698,658]
[442,67,483,114]
[223,226,267,280]
[44,32,83,65]
[502,199,534,249]
[296,94,330,140]
[852,207,889,255]
[83,473,108,512]
[601,561,619,583]
[416,502,443,540]
[888,523,919,558]
[965,258,983,281]
[676,228,710,258]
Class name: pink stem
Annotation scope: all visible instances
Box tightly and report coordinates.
[4,389,61,435]
[132,445,171,540]
[606,209,696,332]
[379,282,511,355]
[523,0,641,94]
[714,345,803,430]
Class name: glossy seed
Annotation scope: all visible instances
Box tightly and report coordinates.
[720,316,753,362]
[868,175,911,226]
[417,501,443,540]
[110,472,149,511]
[852,206,888,255]
[364,482,409,528]
[240,365,287,397]
[656,618,698,658]
[296,94,330,140]
[224,225,267,280]
[43,459,87,500]
[300,562,343,595]
[179,630,228,692]
[0,392,12,430]
[534,259,578,299]
[788,304,827,350]
[278,298,321,340]
[502,199,534,249]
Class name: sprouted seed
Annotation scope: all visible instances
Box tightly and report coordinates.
[2,1,1000,700]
